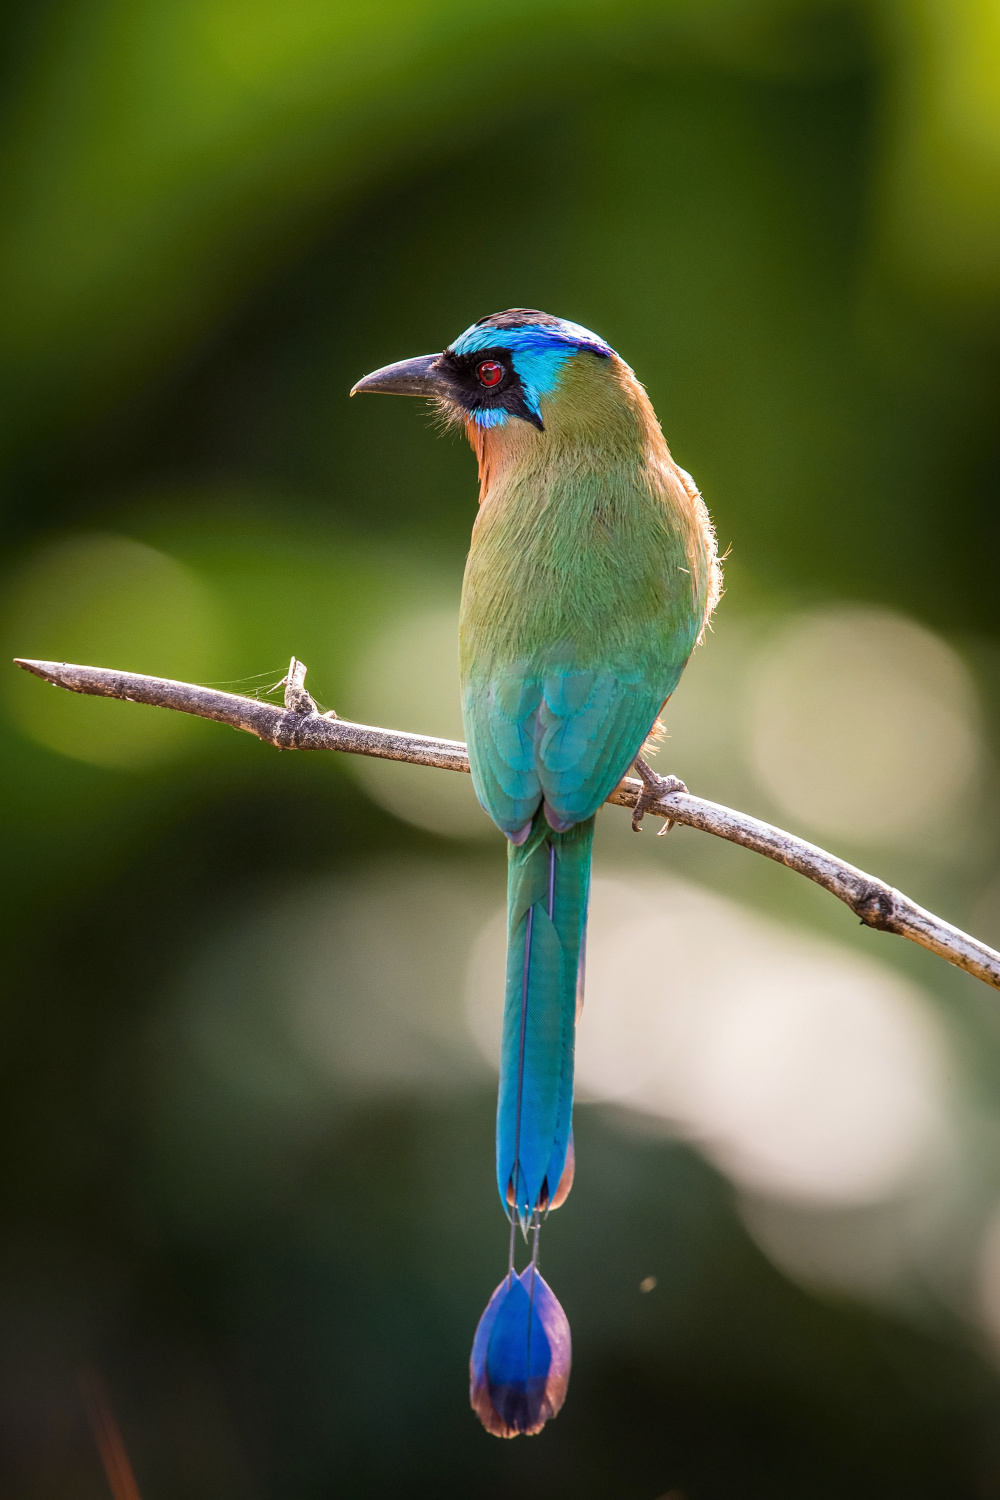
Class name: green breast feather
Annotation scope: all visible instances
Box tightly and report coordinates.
[460,357,713,835]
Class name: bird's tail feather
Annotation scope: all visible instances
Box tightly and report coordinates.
[498,809,593,1225]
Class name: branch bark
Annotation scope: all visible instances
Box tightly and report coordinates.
[14,654,1000,992]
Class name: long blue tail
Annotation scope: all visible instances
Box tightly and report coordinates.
[498,811,593,1225]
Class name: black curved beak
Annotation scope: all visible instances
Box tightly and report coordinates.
[350,353,448,398]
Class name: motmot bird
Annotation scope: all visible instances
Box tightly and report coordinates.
[352,309,720,1434]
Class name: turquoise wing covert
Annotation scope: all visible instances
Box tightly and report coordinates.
[463,660,688,835]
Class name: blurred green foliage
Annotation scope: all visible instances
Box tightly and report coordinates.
[2,2,1000,1497]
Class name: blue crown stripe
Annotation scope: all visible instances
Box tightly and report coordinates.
[451,318,613,427]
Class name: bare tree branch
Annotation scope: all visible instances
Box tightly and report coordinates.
[14,654,1000,992]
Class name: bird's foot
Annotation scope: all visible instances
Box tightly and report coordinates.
[631,755,686,834]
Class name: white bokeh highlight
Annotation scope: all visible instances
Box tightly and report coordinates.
[1,533,221,767]
[975,1205,1000,1354]
[747,604,982,847]
[345,605,497,840]
[467,873,950,1208]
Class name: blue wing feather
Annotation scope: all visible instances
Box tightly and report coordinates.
[466,659,686,833]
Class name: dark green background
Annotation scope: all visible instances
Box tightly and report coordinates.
[2,2,1000,1496]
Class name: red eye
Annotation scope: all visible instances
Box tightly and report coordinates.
[477,360,504,387]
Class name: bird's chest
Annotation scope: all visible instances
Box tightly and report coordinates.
[461,470,689,671]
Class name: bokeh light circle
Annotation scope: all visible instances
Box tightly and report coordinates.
[467,872,950,1208]
[345,605,497,840]
[975,1206,1000,1356]
[1,533,223,768]
[746,605,982,847]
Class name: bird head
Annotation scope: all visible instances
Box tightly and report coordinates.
[350,308,614,434]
